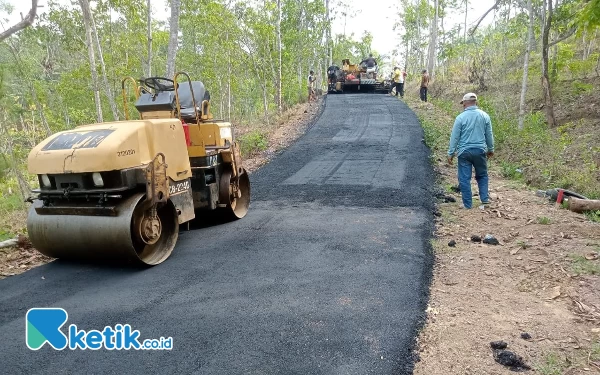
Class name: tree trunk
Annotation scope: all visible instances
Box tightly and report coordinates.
[464,0,468,43]
[541,0,557,127]
[5,41,53,136]
[326,0,332,67]
[568,198,600,213]
[276,0,283,113]
[1,113,31,200]
[147,0,153,77]
[79,0,103,123]
[166,0,181,78]
[518,0,534,131]
[404,37,409,70]
[427,0,439,77]
[586,30,597,60]
[227,32,232,121]
[90,7,119,121]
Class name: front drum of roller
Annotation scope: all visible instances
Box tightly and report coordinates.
[27,193,179,266]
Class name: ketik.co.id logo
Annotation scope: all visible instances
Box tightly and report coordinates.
[26,308,173,350]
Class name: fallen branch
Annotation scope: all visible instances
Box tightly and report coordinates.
[0,0,39,42]
[568,197,600,213]
[0,238,18,249]
[469,0,502,36]
[549,27,577,47]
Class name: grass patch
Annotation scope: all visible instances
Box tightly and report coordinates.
[238,129,268,157]
[410,90,600,205]
[535,353,567,375]
[0,188,26,240]
[430,238,456,253]
[570,254,600,276]
[584,210,600,223]
[537,216,552,225]
[590,340,600,362]
[499,161,523,180]
[441,209,457,224]
[0,229,13,241]
[0,191,25,213]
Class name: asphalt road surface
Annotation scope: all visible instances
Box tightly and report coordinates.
[0,94,435,375]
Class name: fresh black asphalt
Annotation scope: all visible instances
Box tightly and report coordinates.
[0,93,435,374]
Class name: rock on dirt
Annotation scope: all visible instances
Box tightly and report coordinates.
[492,349,531,372]
[483,234,500,245]
[471,235,482,243]
[448,240,457,247]
[490,341,531,371]
[490,341,508,350]
[520,332,532,340]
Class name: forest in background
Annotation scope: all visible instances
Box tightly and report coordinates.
[0,0,376,236]
[1,0,600,239]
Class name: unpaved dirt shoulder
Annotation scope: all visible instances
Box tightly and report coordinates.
[406,98,600,374]
[0,97,325,280]
[241,97,324,173]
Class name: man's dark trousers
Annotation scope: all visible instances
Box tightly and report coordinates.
[420,87,428,101]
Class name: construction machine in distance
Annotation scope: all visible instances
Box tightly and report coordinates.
[327,59,390,94]
[26,72,250,266]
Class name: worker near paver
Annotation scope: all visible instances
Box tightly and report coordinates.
[361,53,377,69]
[447,93,495,209]
[390,66,404,98]
[420,69,429,102]
[397,67,406,97]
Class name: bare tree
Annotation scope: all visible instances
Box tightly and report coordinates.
[79,0,103,123]
[1,112,31,200]
[0,0,38,42]
[147,0,153,77]
[166,0,181,78]
[541,0,557,127]
[326,0,332,67]
[427,0,439,77]
[518,0,534,130]
[90,9,119,120]
[464,0,468,43]
[276,0,282,112]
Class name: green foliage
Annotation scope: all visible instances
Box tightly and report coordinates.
[0,0,355,221]
[420,115,448,154]
[571,80,594,94]
[238,130,268,157]
[579,0,600,30]
[472,96,600,199]
[0,229,12,241]
[535,353,567,375]
[499,161,522,180]
[570,254,600,275]
[584,210,600,223]
[537,216,551,225]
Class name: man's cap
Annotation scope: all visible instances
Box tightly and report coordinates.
[460,92,477,104]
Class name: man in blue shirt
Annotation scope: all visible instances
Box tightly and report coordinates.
[447,93,495,209]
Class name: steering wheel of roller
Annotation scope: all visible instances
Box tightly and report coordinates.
[144,77,176,92]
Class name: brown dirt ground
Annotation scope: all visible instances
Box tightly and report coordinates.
[407,98,600,374]
[0,96,324,280]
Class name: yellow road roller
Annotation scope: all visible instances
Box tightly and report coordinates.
[26,72,250,265]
